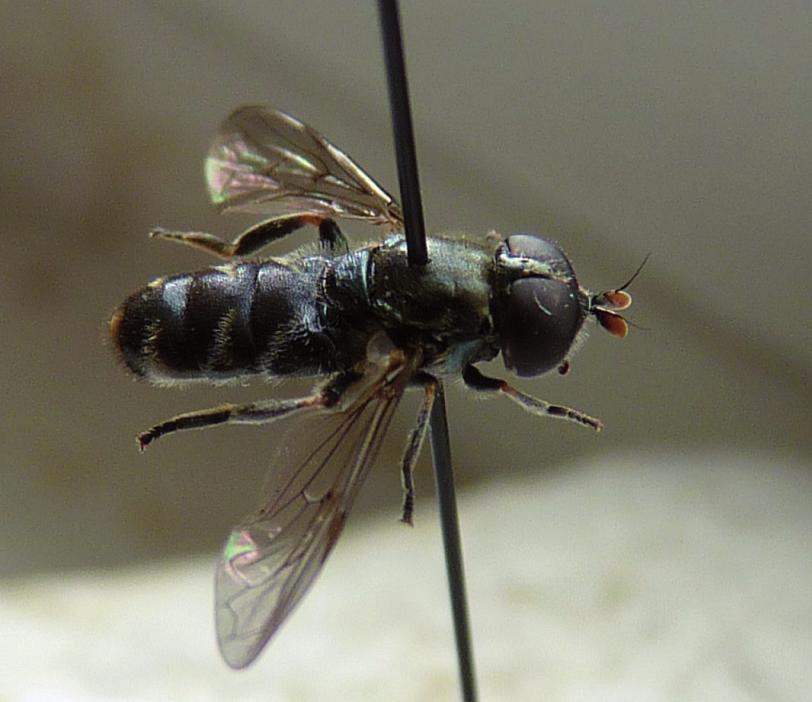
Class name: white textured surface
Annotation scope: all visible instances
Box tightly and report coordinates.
[3,450,810,702]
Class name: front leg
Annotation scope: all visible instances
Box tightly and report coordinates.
[150,214,348,259]
[462,365,602,431]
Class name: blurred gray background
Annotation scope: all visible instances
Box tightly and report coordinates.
[2,0,809,579]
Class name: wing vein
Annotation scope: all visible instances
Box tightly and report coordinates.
[206,105,404,229]
[214,354,416,668]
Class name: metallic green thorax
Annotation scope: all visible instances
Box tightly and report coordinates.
[365,235,500,374]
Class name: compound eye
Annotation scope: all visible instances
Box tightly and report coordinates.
[501,277,582,377]
[505,233,568,265]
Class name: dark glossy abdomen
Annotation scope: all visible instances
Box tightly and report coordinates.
[110,259,336,384]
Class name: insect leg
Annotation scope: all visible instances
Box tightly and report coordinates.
[149,214,347,259]
[399,374,438,525]
[137,371,360,450]
[462,365,603,431]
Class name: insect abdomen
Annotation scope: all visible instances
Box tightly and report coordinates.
[110,261,326,383]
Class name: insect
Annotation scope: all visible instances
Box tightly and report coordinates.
[110,105,639,668]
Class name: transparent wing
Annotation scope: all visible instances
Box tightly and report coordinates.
[206,105,404,229]
[214,356,414,669]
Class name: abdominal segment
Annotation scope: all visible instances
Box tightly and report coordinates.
[110,260,332,384]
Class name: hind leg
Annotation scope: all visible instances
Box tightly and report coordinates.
[137,371,360,450]
[149,214,347,259]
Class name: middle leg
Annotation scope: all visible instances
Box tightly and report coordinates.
[398,373,439,525]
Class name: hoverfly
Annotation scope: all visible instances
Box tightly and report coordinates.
[110,105,638,669]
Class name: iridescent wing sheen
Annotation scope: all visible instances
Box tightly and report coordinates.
[206,105,404,229]
[214,355,415,669]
